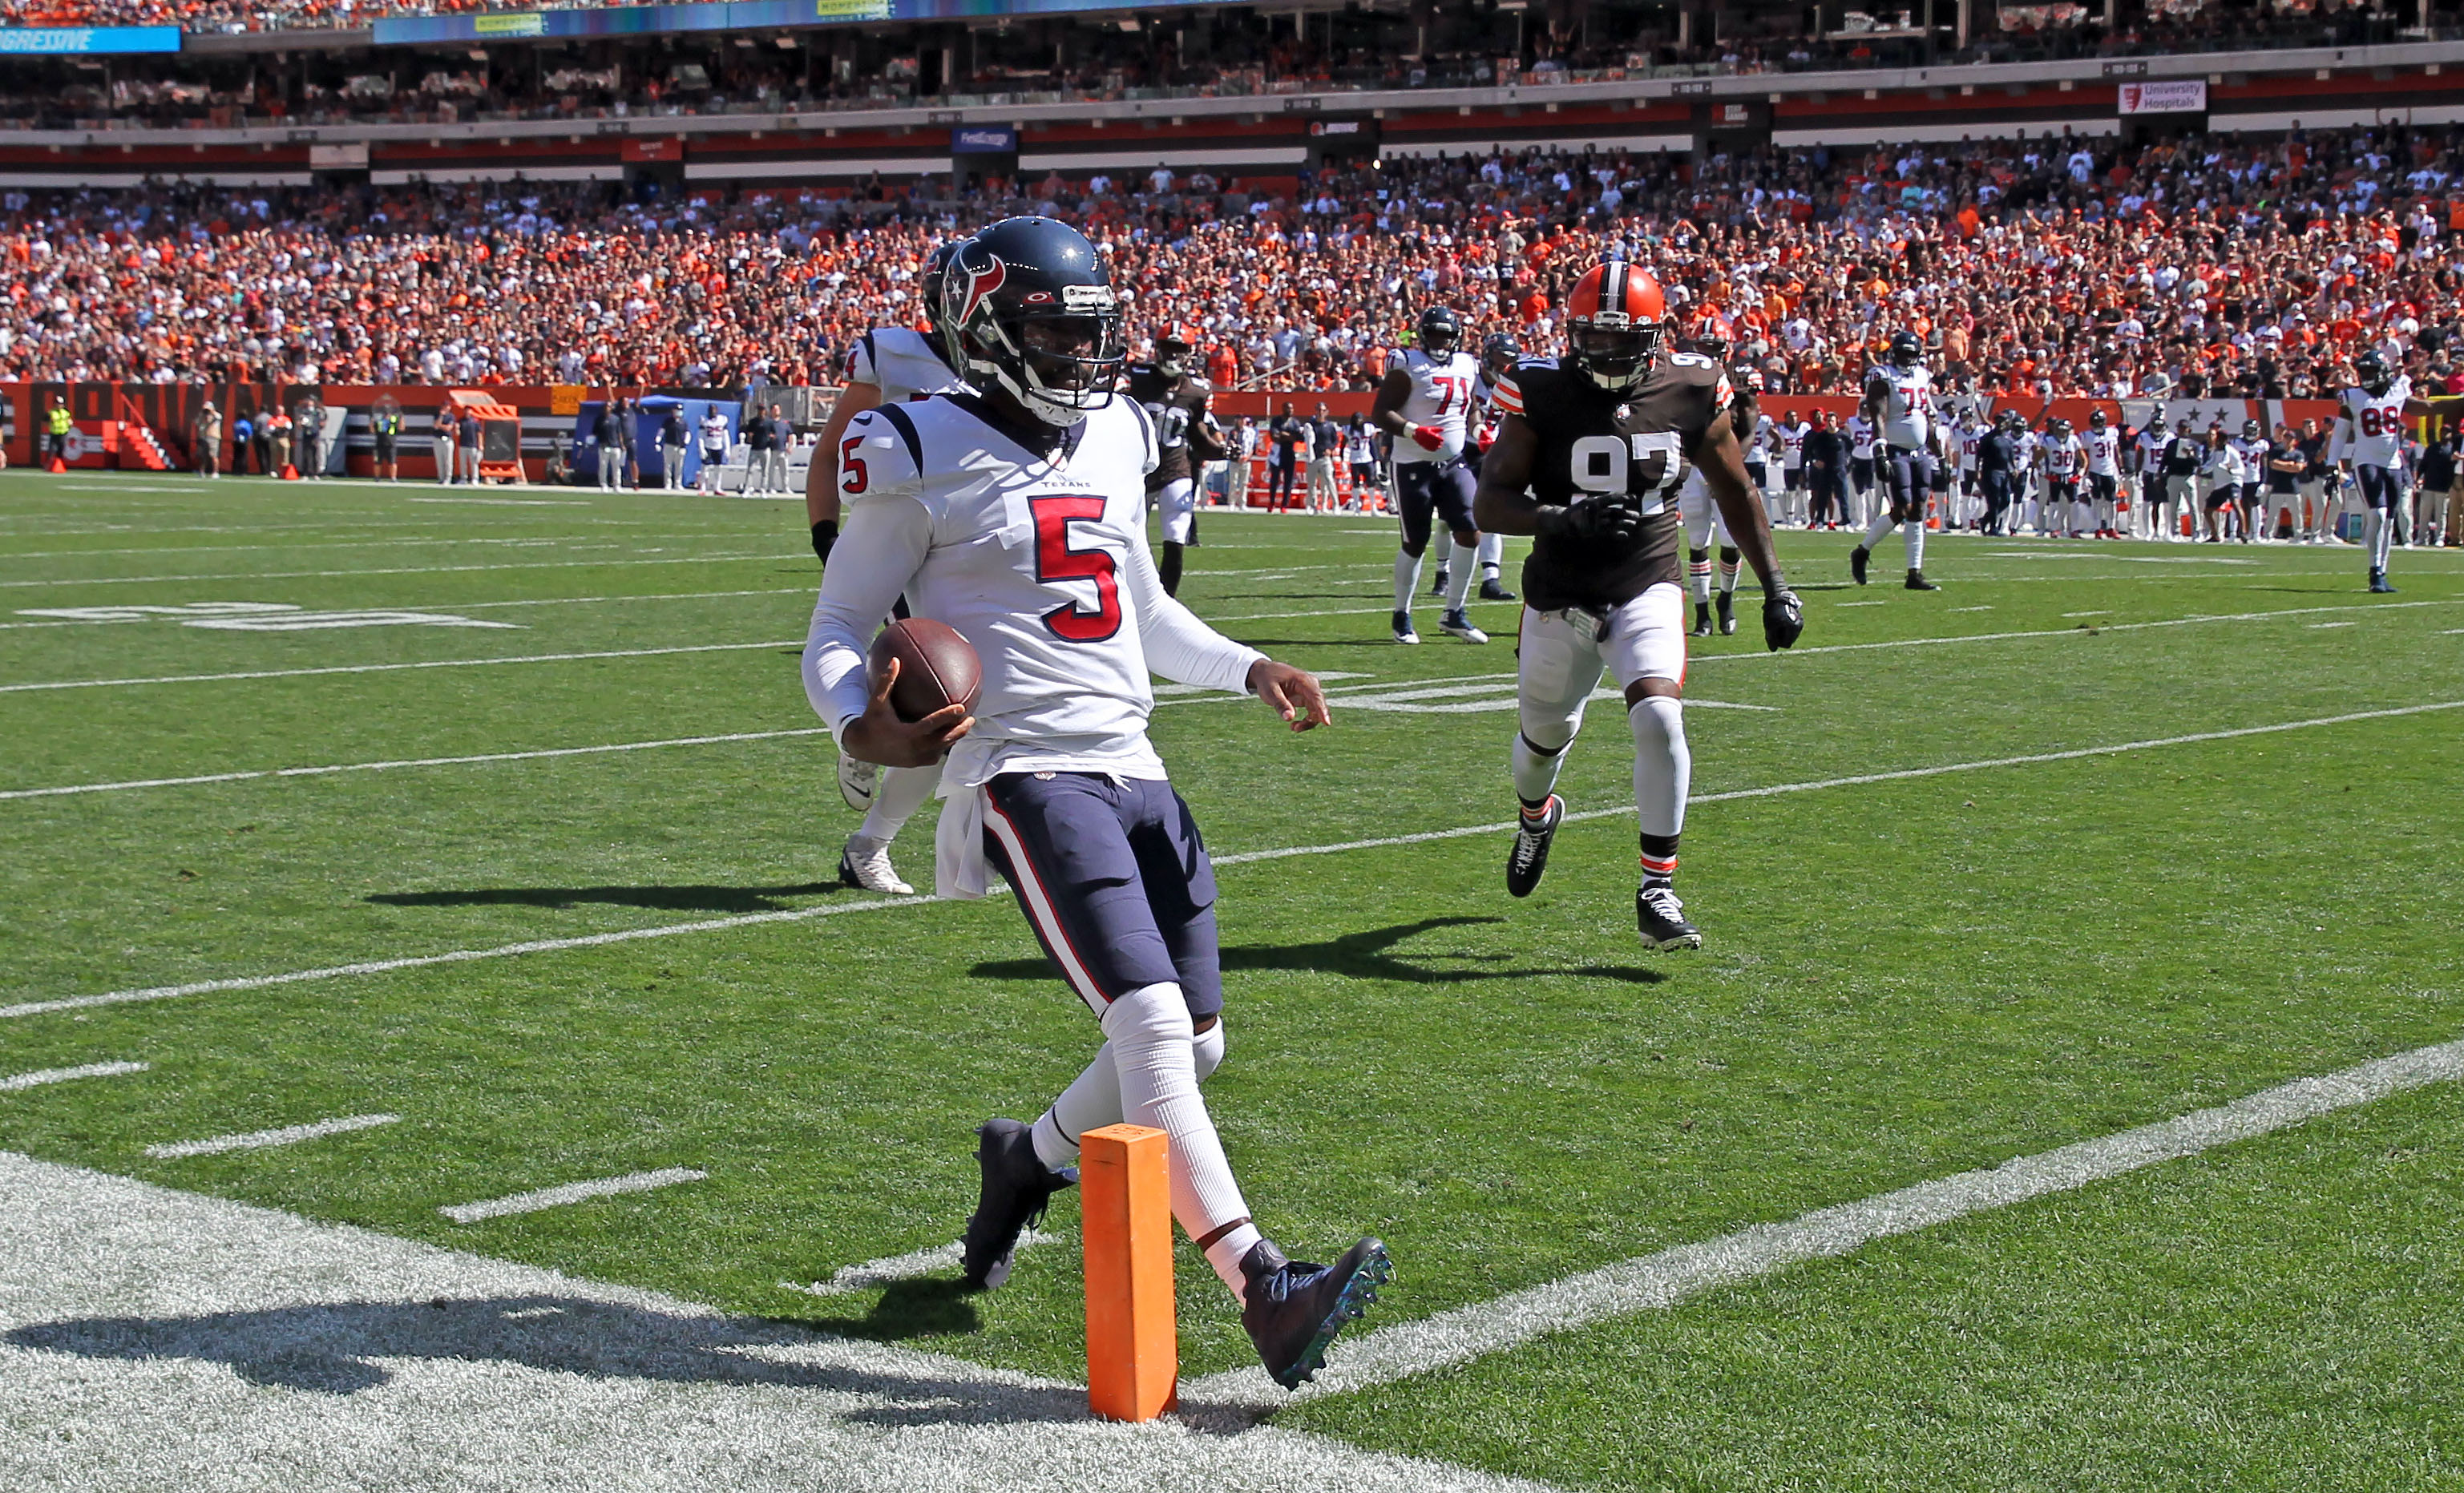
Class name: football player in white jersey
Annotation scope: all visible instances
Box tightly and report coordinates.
[2337,350,2413,591]
[2083,408,2124,539]
[1462,332,1521,602]
[1375,305,1488,644]
[2131,415,2171,540]
[1677,334,1759,636]
[2038,416,2085,538]
[1779,410,1812,527]
[806,239,974,894]
[1844,410,1877,529]
[804,218,1388,1390]
[1848,331,1944,590]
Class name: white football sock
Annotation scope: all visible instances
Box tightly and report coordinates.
[1717,554,1740,595]
[859,760,941,842]
[1444,539,1479,611]
[1103,983,1258,1298]
[1904,522,1926,574]
[1032,1019,1225,1171]
[1511,728,1570,805]
[1476,531,1505,575]
[1688,553,1712,607]
[2369,506,2396,570]
[1392,550,1423,613]
[1629,693,1690,841]
[1861,507,1897,550]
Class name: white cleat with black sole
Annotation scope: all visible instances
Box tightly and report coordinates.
[839,834,915,896]
[1439,608,1488,644]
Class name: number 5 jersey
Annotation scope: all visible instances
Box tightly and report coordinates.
[804,391,1263,794]
[1492,353,1734,611]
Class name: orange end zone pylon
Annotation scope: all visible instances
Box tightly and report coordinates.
[1080,1123,1177,1422]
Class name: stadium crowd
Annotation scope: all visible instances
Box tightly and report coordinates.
[2,123,2460,401]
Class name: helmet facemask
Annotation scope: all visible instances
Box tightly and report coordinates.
[956,290,1125,428]
[1569,319,1661,396]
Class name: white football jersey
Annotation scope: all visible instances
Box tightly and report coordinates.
[814,393,1256,789]
[1847,414,1877,460]
[2085,426,2123,477]
[2042,433,2082,475]
[2132,427,2167,474]
[2227,436,2267,484]
[1958,424,1985,473]
[1781,420,1808,468]
[1393,347,1480,463]
[848,325,967,404]
[1867,362,1937,449]
[2341,375,2413,467]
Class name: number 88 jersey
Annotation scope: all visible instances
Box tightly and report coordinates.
[1494,352,1732,611]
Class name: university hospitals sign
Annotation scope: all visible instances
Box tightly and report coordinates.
[2117,79,2207,115]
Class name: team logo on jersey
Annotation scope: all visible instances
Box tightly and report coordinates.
[1615,405,1632,422]
[952,255,1007,328]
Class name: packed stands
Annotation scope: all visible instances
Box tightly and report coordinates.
[2,123,2459,400]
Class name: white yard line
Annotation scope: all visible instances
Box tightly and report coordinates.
[440,1167,709,1224]
[0,551,792,591]
[0,727,834,802]
[0,1060,147,1092]
[779,1229,1058,1299]
[1186,1031,2464,1410]
[145,1114,400,1160]
[407,497,592,506]
[8,700,2450,1023]
[0,640,802,696]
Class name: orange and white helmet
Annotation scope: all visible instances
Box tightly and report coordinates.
[1566,260,1666,396]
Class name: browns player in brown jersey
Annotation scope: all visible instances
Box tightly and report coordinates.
[1473,261,1804,950]
[1124,325,1228,597]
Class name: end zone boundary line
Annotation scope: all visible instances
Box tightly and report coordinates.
[6,697,2454,1022]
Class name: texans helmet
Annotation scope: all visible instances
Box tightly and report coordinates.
[1480,331,1521,381]
[1419,305,1464,357]
[2088,407,2108,430]
[943,217,1125,427]
[2354,349,2393,395]
[2243,418,2264,441]
[1888,329,1925,369]
[921,239,963,333]
[1565,260,1667,396]
[2049,416,2071,437]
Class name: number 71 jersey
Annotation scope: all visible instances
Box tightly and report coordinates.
[1494,353,1731,611]
[835,393,1168,756]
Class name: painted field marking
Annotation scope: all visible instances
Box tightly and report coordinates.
[0,639,802,695]
[1184,1030,2464,1410]
[18,603,519,632]
[0,726,835,802]
[2310,621,2358,629]
[408,497,591,506]
[0,1059,148,1092]
[144,1113,399,1160]
[0,551,793,591]
[2062,610,2112,618]
[440,1167,708,1224]
[780,1229,1059,1298]
[1836,600,1886,607]
[10,700,2455,1023]
[1949,605,1996,611]
[1982,551,2260,564]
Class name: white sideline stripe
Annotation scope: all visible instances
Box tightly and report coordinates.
[0,727,834,801]
[1183,1031,2464,1410]
[143,1112,398,1160]
[0,551,790,591]
[0,1059,147,1091]
[0,640,803,695]
[779,1229,1058,1298]
[7,700,2446,1023]
[440,1167,708,1224]
[408,496,590,506]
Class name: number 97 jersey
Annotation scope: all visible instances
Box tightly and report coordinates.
[1494,352,1731,611]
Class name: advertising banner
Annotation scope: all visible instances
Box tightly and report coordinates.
[2117,79,2208,115]
[0,25,180,54]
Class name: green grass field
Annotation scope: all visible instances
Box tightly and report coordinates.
[3,468,2461,1490]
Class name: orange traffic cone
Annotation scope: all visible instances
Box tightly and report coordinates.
[280,462,299,480]
[45,455,63,474]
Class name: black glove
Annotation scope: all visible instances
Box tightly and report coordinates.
[1537,494,1644,548]
[811,519,838,565]
[1763,587,1804,652]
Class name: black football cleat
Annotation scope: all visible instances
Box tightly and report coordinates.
[1505,795,1563,898]
[959,1119,1076,1290]
[1637,882,1703,950]
[1480,577,1518,602]
[1241,1237,1392,1390]
[1430,567,1450,598]
[1392,609,1420,645]
[1690,603,1714,637]
[2369,568,2397,593]
[1905,569,1940,591]
[1716,590,1738,635]
[1849,544,1871,585]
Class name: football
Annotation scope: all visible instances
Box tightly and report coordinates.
[868,617,983,723]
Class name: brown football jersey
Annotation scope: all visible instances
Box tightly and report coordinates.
[1493,352,1733,611]
[1123,364,1225,491]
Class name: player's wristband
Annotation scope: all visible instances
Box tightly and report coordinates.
[811,519,838,563]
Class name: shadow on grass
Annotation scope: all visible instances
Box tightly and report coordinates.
[6,1293,1084,1425]
[973,916,1664,987]
[367,882,840,914]
[785,1277,981,1344]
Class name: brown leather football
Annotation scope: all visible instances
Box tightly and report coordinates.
[867,617,982,723]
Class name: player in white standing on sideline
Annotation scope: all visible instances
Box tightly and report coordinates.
[2083,407,2125,539]
[1375,305,1488,645]
[1464,331,1521,601]
[695,407,731,495]
[1848,330,1944,590]
[1472,261,1804,953]
[2337,350,2411,591]
[806,240,971,894]
[802,218,1389,1390]
[2038,416,2084,538]
[1677,328,1755,636]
